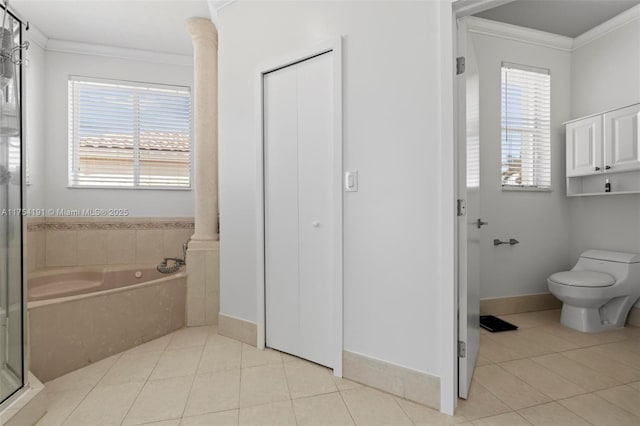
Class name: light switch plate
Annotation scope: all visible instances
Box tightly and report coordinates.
[345,170,358,192]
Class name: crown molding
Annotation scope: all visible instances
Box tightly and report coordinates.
[453,0,514,19]
[207,0,237,27]
[45,39,192,67]
[572,3,640,50]
[465,16,573,52]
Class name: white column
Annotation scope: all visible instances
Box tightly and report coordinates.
[186,17,220,326]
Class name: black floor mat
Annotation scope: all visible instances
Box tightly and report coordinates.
[480,315,518,333]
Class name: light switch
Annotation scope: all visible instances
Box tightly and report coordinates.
[345,170,358,192]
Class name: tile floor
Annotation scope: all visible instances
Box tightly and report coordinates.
[35,310,640,425]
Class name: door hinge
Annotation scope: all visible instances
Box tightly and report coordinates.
[457,199,466,217]
[458,340,466,358]
[456,56,465,75]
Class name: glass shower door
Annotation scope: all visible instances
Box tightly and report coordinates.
[0,11,23,405]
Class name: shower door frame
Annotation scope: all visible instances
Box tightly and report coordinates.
[0,4,27,410]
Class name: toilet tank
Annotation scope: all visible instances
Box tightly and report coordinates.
[573,250,640,282]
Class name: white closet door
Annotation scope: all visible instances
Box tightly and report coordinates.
[264,52,334,368]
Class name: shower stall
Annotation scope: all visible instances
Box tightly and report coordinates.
[0,3,26,407]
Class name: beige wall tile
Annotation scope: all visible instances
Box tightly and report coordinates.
[135,230,164,264]
[26,230,45,271]
[163,228,193,259]
[204,246,220,325]
[186,250,206,325]
[106,230,136,265]
[45,230,77,266]
[76,230,108,266]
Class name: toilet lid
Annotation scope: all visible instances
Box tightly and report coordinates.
[549,271,615,287]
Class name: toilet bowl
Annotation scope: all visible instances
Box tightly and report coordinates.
[547,250,640,332]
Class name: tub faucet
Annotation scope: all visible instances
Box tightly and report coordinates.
[157,241,189,274]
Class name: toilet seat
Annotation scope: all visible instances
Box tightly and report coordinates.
[549,271,615,287]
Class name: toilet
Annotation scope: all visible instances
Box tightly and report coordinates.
[547,250,640,332]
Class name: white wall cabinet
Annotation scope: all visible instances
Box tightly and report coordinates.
[565,103,640,196]
[566,115,602,177]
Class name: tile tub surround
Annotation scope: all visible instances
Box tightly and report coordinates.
[29,271,186,382]
[25,217,194,270]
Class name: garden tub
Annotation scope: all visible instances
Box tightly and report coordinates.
[27,265,186,382]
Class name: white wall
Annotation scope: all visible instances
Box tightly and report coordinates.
[25,34,46,210]
[219,1,446,376]
[470,31,573,300]
[568,17,640,302]
[571,18,640,118]
[41,48,195,217]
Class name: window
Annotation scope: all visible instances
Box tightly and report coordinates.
[68,76,191,189]
[501,62,551,190]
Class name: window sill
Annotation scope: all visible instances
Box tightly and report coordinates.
[502,186,553,193]
[67,185,192,191]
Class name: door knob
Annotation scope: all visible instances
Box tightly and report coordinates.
[476,219,488,229]
[312,221,320,228]
[595,166,601,171]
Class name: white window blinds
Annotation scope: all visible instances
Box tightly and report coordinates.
[68,77,192,189]
[501,62,551,189]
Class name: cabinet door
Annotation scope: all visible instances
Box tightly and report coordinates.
[566,116,602,177]
[604,104,640,173]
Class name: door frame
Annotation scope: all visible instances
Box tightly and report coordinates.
[255,38,344,376]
